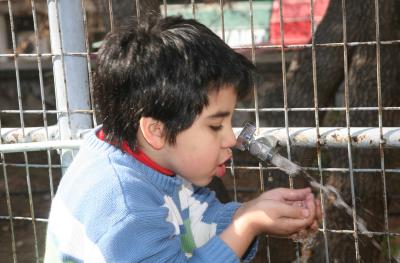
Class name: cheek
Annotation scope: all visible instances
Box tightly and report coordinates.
[180,144,213,164]
[178,141,219,169]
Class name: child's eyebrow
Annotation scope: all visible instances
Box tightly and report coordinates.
[206,111,231,119]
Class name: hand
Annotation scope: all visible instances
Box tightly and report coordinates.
[220,187,319,258]
[259,187,322,233]
[291,196,322,239]
[256,187,312,203]
[232,187,318,237]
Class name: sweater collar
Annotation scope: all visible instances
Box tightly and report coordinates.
[97,129,175,176]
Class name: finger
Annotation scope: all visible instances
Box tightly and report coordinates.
[280,217,314,234]
[258,188,284,200]
[285,200,295,205]
[309,220,319,233]
[291,200,305,207]
[304,193,318,229]
[278,202,310,219]
[281,188,312,202]
[304,193,316,223]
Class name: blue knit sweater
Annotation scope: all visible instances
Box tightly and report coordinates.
[44,128,257,262]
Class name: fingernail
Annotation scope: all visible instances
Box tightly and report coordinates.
[307,193,314,199]
[302,209,309,217]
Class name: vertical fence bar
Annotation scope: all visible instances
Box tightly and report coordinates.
[108,0,114,32]
[22,149,39,263]
[81,0,97,127]
[48,0,72,173]
[249,0,259,131]
[163,0,168,17]
[31,0,55,198]
[248,0,264,193]
[191,0,196,19]
[47,0,93,172]
[247,0,265,195]
[277,0,299,260]
[7,1,40,261]
[340,0,361,261]
[135,0,140,21]
[0,116,17,262]
[277,0,293,186]
[6,2,24,133]
[309,0,330,261]
[265,235,272,262]
[1,154,17,263]
[219,0,225,42]
[0,15,7,62]
[219,0,237,203]
[373,0,391,260]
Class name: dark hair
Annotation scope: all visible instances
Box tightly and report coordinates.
[94,15,256,150]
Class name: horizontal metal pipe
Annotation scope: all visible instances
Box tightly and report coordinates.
[1,110,94,114]
[228,166,400,174]
[0,52,90,57]
[0,125,90,144]
[0,140,81,153]
[2,107,400,115]
[232,39,400,50]
[234,106,400,112]
[1,126,400,153]
[236,127,400,148]
[2,39,399,58]
[1,126,59,143]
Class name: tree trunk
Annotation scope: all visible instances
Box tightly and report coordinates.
[274,0,400,261]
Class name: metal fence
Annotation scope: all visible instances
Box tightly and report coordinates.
[0,0,399,262]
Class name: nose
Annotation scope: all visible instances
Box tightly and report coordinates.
[222,127,237,149]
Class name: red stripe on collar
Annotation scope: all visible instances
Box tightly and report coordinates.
[97,129,175,176]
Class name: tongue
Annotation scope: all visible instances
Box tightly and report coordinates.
[216,164,226,177]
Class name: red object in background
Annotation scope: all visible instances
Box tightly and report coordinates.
[269,0,330,45]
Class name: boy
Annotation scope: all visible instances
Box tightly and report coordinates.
[44,16,319,262]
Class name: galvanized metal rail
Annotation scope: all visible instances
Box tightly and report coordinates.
[1,126,400,153]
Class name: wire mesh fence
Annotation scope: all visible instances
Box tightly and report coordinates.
[0,0,399,262]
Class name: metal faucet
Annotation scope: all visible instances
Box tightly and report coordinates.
[235,123,301,177]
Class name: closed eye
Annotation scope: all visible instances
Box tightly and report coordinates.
[209,125,223,131]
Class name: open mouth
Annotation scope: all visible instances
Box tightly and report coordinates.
[215,158,232,178]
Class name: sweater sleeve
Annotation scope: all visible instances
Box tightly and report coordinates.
[186,185,259,262]
[95,206,240,263]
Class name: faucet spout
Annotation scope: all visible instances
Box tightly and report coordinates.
[235,123,301,177]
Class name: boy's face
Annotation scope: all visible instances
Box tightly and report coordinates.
[164,86,237,186]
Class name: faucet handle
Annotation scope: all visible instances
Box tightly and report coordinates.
[235,123,256,151]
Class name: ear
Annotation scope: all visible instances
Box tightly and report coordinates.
[139,117,166,150]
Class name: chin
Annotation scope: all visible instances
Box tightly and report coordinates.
[191,178,213,187]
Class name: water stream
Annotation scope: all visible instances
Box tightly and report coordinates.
[235,124,372,246]
[269,152,371,238]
